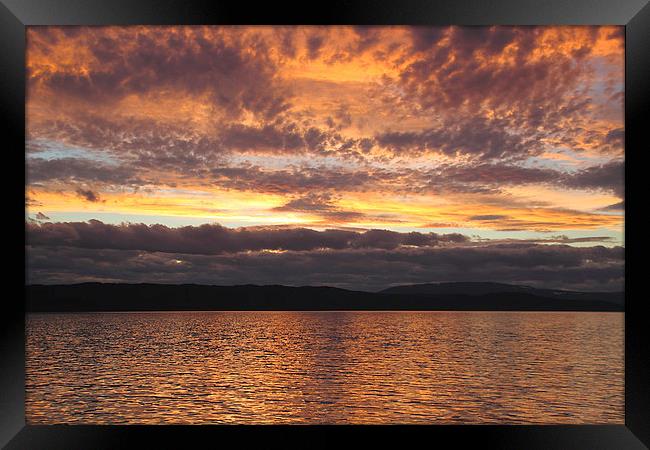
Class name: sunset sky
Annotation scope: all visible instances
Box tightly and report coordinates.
[25,26,625,291]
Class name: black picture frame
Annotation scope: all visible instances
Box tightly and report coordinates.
[2,0,648,448]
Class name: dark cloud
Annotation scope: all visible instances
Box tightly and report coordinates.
[220,123,304,152]
[563,161,624,198]
[350,229,467,249]
[469,215,509,221]
[29,27,290,119]
[35,212,50,220]
[207,163,531,198]
[25,196,43,207]
[604,128,624,146]
[274,193,337,212]
[375,116,540,160]
[75,189,101,202]
[483,235,615,245]
[28,115,226,167]
[406,163,560,196]
[26,241,624,292]
[218,122,361,156]
[306,35,325,59]
[441,164,557,185]
[209,165,376,194]
[418,161,624,199]
[400,26,594,115]
[25,27,622,198]
[27,26,623,177]
[26,220,469,256]
[27,113,370,178]
[543,235,614,244]
[276,27,298,58]
[410,27,447,52]
[389,26,620,160]
[23,27,625,295]
[598,201,624,212]
[26,147,624,202]
[272,193,365,222]
[27,157,140,186]
[448,27,521,58]
[208,161,570,199]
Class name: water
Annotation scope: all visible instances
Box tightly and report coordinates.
[26,311,624,424]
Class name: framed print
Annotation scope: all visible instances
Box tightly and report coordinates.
[2,0,649,448]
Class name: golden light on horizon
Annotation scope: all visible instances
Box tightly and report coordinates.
[26,25,624,243]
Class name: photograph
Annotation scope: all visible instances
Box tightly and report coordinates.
[24,24,627,425]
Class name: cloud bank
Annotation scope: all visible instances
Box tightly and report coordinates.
[27,221,623,292]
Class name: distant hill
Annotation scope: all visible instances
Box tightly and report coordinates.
[25,282,624,312]
[381,282,624,303]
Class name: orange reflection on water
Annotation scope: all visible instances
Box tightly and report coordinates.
[26,311,624,424]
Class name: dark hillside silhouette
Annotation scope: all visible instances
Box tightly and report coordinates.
[26,282,623,312]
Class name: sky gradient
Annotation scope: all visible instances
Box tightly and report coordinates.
[25,26,625,291]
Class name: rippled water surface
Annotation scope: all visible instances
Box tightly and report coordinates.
[26,311,623,424]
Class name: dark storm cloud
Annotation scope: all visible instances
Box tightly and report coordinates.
[26,220,469,256]
[26,242,624,292]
